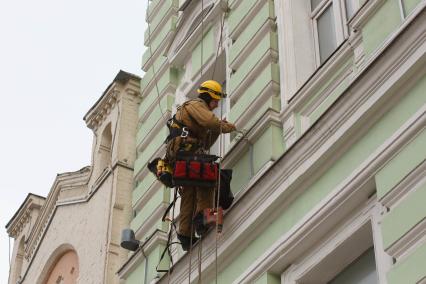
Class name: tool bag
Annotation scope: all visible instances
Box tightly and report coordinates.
[173,153,219,187]
[147,158,174,188]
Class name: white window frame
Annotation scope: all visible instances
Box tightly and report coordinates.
[275,0,360,102]
[280,200,392,284]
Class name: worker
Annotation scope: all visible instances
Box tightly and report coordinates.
[166,80,236,251]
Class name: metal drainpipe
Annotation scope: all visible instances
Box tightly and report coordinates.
[141,248,148,284]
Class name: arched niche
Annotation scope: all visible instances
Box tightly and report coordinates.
[38,244,79,284]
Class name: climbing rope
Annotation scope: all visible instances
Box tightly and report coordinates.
[146,0,167,123]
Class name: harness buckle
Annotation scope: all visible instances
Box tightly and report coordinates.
[181,127,189,138]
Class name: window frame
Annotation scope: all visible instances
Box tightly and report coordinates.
[280,200,392,284]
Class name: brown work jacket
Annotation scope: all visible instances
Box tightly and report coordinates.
[167,98,236,160]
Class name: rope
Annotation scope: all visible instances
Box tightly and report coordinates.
[200,0,204,79]
[167,188,178,284]
[197,238,203,284]
[146,0,167,123]
[188,190,197,284]
[211,1,228,80]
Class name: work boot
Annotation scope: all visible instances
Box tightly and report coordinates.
[193,212,209,236]
[177,234,198,251]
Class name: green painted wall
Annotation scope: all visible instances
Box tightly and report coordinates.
[142,16,177,66]
[216,69,426,283]
[191,27,215,77]
[133,174,156,206]
[375,76,426,198]
[144,0,178,43]
[253,125,285,173]
[387,241,426,284]
[229,4,273,64]
[230,148,252,193]
[131,188,170,234]
[134,127,168,176]
[254,272,280,284]
[363,0,402,57]
[228,0,267,35]
[381,180,426,249]
[125,245,169,284]
[229,62,279,123]
[126,258,146,284]
[229,31,278,94]
[403,0,422,16]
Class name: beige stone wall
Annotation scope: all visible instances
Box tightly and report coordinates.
[7,72,141,284]
[25,177,112,283]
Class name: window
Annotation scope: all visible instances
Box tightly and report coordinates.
[310,0,360,64]
[328,248,378,284]
[276,0,360,100]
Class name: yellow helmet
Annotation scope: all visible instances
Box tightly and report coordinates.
[197,80,226,100]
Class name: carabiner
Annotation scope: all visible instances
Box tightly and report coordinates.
[181,127,189,138]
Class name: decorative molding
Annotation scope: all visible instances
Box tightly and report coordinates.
[229,17,276,70]
[143,23,177,72]
[137,112,171,153]
[6,195,45,239]
[233,80,280,129]
[146,0,164,23]
[380,160,426,208]
[283,112,297,148]
[229,47,278,105]
[386,218,426,261]
[155,12,426,282]
[139,85,175,123]
[350,0,388,31]
[141,61,173,99]
[145,4,179,46]
[222,108,280,169]
[133,180,164,213]
[281,200,375,284]
[134,202,170,241]
[168,0,223,67]
[228,0,268,40]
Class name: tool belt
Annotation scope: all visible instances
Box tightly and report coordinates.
[173,153,219,187]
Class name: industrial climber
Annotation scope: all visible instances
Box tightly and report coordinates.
[166,80,236,251]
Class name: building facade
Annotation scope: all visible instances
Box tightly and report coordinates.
[119,0,426,283]
[6,71,141,284]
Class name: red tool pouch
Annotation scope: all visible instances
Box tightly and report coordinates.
[173,153,219,187]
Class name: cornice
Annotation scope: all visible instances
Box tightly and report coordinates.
[6,195,45,239]
[85,71,141,130]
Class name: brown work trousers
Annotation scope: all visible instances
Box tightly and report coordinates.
[178,186,215,237]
